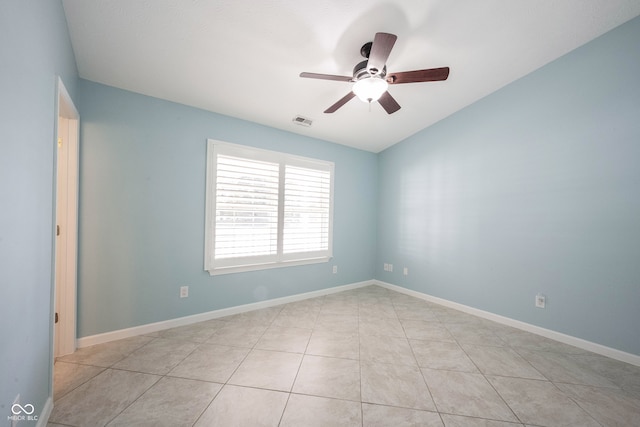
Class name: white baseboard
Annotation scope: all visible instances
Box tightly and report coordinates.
[77,280,373,348]
[374,280,640,367]
[75,278,639,367]
[36,396,53,427]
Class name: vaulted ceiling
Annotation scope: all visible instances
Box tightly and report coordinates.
[62,0,640,152]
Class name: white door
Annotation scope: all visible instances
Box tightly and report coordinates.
[54,78,79,358]
[54,116,67,357]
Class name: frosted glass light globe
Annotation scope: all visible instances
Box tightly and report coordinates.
[352,76,388,103]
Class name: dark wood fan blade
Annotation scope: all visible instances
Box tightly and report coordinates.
[378,91,401,114]
[387,67,450,84]
[300,72,353,82]
[324,92,356,113]
[367,32,397,75]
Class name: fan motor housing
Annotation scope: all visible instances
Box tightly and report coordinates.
[353,60,386,81]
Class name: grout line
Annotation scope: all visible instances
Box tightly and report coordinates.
[53,284,638,426]
[101,368,162,427]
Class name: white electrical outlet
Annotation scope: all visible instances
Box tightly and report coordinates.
[388,264,393,272]
[332,265,338,274]
[403,267,408,276]
[180,286,189,298]
[535,293,546,308]
[383,263,389,271]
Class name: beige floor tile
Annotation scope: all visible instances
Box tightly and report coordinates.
[401,319,456,342]
[389,294,425,305]
[440,414,524,426]
[228,349,303,391]
[487,376,601,426]
[292,355,360,401]
[445,323,506,347]
[355,285,395,298]
[572,353,640,390]
[51,285,640,427]
[322,292,359,304]
[394,304,439,322]
[112,338,198,375]
[107,377,221,426]
[206,322,267,347]
[359,316,405,337]
[462,344,545,379]
[50,369,160,427]
[271,308,319,329]
[194,385,288,427]
[320,301,360,316]
[359,303,398,319]
[360,335,417,366]
[362,403,443,427]
[361,361,436,411]
[221,306,282,325]
[422,369,518,422]
[410,340,478,372]
[280,394,362,427]
[57,336,154,367]
[158,319,226,342]
[254,326,312,353]
[433,309,480,324]
[358,293,392,302]
[306,330,359,359]
[314,312,359,333]
[516,349,618,388]
[167,343,249,382]
[497,328,588,354]
[53,361,105,401]
[555,382,640,426]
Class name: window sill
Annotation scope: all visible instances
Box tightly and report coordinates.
[207,256,331,276]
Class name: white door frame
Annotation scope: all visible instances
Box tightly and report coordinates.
[53,77,79,359]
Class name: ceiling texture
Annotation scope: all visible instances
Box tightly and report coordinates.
[62,0,640,153]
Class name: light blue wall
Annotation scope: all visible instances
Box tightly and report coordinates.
[76,80,378,337]
[377,16,640,355]
[2,11,638,418]
[0,0,78,423]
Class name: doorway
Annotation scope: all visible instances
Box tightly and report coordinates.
[53,77,79,358]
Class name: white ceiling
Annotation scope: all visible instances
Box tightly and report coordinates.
[62,0,640,153]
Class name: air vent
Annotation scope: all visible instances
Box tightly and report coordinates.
[292,115,313,127]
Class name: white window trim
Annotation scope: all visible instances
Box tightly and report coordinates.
[204,140,334,276]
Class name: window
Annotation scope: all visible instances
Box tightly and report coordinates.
[205,140,334,275]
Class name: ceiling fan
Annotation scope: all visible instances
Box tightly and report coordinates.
[300,32,450,114]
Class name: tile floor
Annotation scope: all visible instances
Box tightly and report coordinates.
[48,285,640,426]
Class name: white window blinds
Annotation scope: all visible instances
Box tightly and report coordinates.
[283,165,331,255]
[205,140,334,275]
[214,155,279,259]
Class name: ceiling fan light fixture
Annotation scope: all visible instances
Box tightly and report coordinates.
[352,76,388,103]
[299,32,449,114]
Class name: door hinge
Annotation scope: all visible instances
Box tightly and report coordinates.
[57,225,60,236]
[55,312,59,324]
